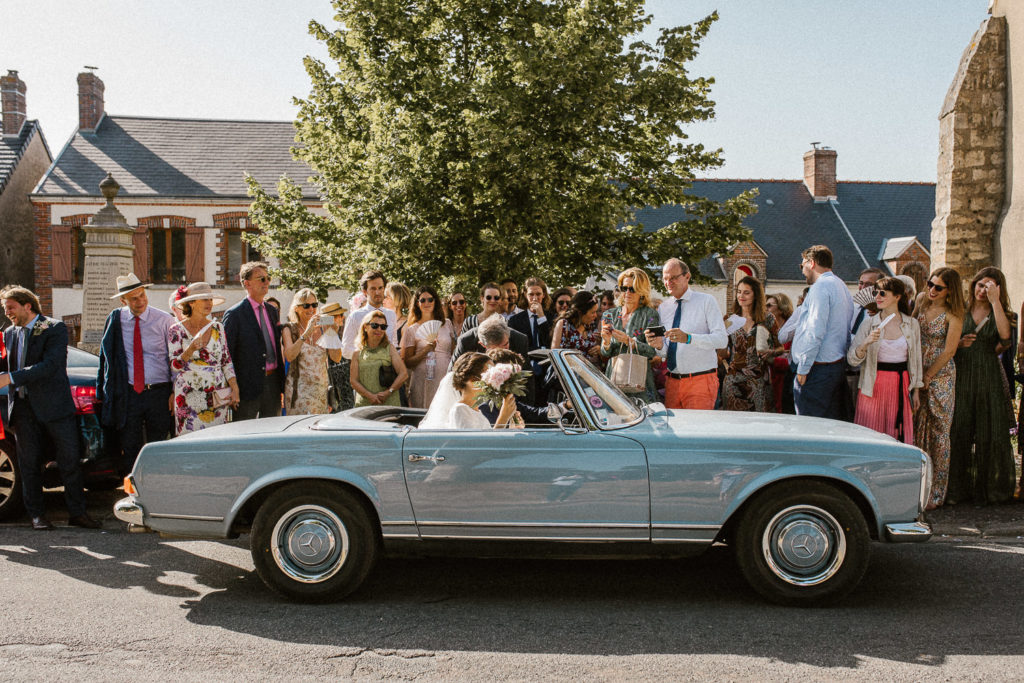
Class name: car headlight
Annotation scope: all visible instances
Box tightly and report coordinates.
[919,450,932,514]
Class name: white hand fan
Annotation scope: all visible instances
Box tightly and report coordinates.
[725,314,746,335]
[317,327,343,350]
[416,319,443,342]
[852,287,878,312]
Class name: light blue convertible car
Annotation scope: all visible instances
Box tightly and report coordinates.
[115,349,931,605]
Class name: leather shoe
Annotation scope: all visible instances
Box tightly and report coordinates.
[68,514,101,529]
[31,516,54,530]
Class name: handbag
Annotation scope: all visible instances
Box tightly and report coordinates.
[608,338,647,393]
[378,361,399,390]
[211,386,233,409]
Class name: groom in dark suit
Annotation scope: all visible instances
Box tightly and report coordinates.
[222,262,285,420]
[0,286,98,530]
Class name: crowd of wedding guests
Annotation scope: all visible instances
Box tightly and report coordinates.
[3,245,1023,529]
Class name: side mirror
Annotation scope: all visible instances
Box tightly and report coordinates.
[557,412,587,435]
[546,402,566,422]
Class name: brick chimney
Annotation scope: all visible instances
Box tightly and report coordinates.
[77,71,105,131]
[803,146,837,201]
[1,70,27,137]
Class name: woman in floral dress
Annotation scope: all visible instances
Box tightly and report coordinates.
[552,291,602,363]
[402,286,456,408]
[913,267,964,509]
[168,282,239,435]
[281,288,342,415]
[721,276,779,412]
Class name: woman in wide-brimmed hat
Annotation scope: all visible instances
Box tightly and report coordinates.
[167,282,239,435]
[320,301,354,412]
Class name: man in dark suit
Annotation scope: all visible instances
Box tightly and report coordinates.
[507,277,553,404]
[223,262,285,420]
[97,273,175,476]
[479,349,551,426]
[449,314,529,371]
[0,286,98,530]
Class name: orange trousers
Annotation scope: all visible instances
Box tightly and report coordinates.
[664,373,719,410]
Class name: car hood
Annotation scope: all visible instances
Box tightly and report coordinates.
[169,415,315,441]
[647,407,907,449]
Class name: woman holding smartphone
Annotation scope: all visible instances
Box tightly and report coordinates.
[599,268,660,403]
[281,288,342,415]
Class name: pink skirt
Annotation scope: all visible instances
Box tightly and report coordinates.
[855,369,914,444]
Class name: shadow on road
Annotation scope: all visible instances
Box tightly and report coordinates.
[3,523,1021,667]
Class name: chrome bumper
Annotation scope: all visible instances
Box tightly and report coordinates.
[884,521,932,543]
[114,496,151,532]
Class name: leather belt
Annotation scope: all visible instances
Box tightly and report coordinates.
[265,369,278,376]
[130,382,171,391]
[667,368,716,380]
[813,358,845,366]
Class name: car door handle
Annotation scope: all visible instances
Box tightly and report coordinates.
[408,453,445,463]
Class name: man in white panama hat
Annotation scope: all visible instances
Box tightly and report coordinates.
[96,273,174,476]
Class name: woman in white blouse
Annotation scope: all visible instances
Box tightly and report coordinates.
[847,277,923,444]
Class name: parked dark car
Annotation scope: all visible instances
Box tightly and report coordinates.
[0,345,121,519]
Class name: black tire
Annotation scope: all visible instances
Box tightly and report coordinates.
[0,439,24,521]
[734,480,870,606]
[250,482,380,602]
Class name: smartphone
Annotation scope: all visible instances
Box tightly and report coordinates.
[646,324,666,337]
[602,311,615,326]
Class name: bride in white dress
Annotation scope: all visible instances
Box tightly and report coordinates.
[419,352,517,429]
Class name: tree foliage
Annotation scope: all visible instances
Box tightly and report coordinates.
[248,0,756,293]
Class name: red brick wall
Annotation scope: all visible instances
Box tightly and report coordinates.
[803,148,837,200]
[722,240,768,307]
[214,212,254,284]
[32,202,52,315]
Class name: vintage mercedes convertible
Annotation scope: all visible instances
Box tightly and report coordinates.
[115,349,931,605]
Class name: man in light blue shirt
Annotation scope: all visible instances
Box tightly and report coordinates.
[791,245,854,418]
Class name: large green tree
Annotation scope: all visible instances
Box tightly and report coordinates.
[248,0,755,294]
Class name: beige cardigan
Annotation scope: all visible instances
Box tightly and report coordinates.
[846,312,923,397]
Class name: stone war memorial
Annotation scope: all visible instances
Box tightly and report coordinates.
[78,173,135,353]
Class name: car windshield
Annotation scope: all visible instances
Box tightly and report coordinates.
[67,346,100,368]
[562,352,643,428]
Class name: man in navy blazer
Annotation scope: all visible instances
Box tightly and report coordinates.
[0,286,98,530]
[222,262,285,420]
[507,278,553,404]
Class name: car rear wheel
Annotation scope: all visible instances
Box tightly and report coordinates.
[0,440,24,520]
[734,481,870,606]
[250,482,379,602]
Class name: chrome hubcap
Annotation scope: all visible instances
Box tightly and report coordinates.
[271,504,349,583]
[762,505,846,586]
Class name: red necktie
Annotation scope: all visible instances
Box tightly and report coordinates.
[133,315,145,393]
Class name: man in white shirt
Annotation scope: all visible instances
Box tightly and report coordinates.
[646,258,728,409]
[341,270,398,359]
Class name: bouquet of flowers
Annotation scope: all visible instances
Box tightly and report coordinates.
[474,363,532,410]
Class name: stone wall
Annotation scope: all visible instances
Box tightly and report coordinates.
[0,131,49,291]
[931,16,1007,282]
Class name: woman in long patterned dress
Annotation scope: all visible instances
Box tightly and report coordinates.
[351,310,409,407]
[552,291,602,362]
[402,286,456,408]
[948,267,1017,505]
[721,276,779,412]
[168,282,239,435]
[322,302,354,412]
[281,288,342,415]
[913,267,964,509]
[599,268,661,403]
[766,293,793,413]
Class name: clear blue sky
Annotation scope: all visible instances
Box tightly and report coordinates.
[3,0,988,181]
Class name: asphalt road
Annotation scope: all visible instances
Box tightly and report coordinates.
[2,492,1024,681]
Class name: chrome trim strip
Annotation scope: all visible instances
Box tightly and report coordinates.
[416,521,649,529]
[885,521,932,543]
[381,521,417,527]
[418,534,646,542]
[651,538,712,544]
[652,523,721,530]
[381,533,421,539]
[149,513,225,522]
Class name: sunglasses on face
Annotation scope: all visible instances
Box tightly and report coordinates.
[298,302,318,309]
[251,276,270,283]
[927,281,947,292]
[556,299,571,307]
[617,286,636,294]
[485,295,503,301]
[368,322,388,330]
[451,300,467,306]
[419,297,434,304]
[873,289,893,297]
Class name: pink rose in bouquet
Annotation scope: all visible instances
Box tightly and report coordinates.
[474,363,532,409]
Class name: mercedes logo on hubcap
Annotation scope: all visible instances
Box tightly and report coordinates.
[298,531,324,556]
[791,534,817,558]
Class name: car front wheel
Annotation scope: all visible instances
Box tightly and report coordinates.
[0,441,24,520]
[734,481,870,606]
[250,482,379,602]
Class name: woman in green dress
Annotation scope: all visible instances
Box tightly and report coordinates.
[599,267,661,403]
[350,310,408,407]
[948,267,1017,505]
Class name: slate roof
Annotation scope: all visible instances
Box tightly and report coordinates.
[632,179,935,283]
[33,115,318,199]
[0,120,49,196]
